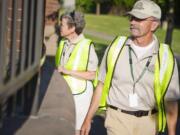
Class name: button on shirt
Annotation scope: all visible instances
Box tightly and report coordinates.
[98,35,180,111]
[60,34,98,71]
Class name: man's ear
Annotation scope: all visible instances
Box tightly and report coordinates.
[151,21,160,32]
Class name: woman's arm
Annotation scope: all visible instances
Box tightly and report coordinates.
[58,66,96,80]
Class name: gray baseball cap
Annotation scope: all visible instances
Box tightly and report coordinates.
[127,0,161,20]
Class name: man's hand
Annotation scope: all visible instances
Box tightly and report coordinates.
[166,101,178,135]
[81,82,104,135]
[80,119,91,135]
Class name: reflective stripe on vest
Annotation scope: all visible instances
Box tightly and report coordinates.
[154,43,174,133]
[55,38,92,95]
[93,67,99,88]
[55,40,65,67]
[99,36,127,110]
[100,36,174,133]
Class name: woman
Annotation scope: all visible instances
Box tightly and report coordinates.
[55,11,98,135]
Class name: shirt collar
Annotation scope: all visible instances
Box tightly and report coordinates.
[64,34,85,46]
[126,35,159,59]
[70,34,85,45]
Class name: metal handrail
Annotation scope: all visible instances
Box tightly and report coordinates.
[0,1,45,128]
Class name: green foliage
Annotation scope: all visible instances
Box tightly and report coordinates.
[76,0,95,13]
[158,0,166,4]
[124,0,135,9]
[112,0,135,8]
[76,0,180,25]
[112,0,123,5]
[109,0,135,15]
[93,0,109,3]
[59,0,64,4]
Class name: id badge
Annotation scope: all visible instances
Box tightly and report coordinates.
[129,93,138,107]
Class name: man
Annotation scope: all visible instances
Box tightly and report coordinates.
[81,0,180,135]
[55,11,98,135]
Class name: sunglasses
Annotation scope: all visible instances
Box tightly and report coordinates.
[69,11,75,21]
[129,16,157,22]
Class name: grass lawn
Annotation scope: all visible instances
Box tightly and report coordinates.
[85,14,180,54]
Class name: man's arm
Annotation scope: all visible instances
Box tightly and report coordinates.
[165,60,180,135]
[166,101,178,135]
[80,82,104,135]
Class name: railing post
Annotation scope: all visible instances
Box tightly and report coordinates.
[0,0,8,84]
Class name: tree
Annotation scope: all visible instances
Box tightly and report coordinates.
[110,0,135,15]
[164,0,174,46]
[156,0,175,46]
[93,0,110,15]
[76,0,94,12]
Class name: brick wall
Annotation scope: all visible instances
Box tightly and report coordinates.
[6,0,22,50]
[45,0,60,17]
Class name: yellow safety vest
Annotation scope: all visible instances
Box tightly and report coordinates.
[55,38,92,95]
[154,43,174,133]
[99,36,174,133]
[99,36,127,109]
[92,67,99,88]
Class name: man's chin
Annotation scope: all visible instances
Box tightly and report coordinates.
[130,35,139,39]
[60,33,64,37]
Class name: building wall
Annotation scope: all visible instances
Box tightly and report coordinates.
[63,0,75,11]
[45,0,60,16]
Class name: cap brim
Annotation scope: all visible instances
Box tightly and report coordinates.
[127,10,150,19]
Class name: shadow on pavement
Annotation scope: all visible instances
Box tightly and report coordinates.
[38,56,55,109]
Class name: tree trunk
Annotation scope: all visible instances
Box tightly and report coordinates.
[165,0,174,46]
[96,2,100,15]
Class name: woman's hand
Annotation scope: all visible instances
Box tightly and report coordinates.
[57,66,70,75]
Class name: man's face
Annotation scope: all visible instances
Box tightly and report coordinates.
[129,16,159,38]
[60,18,75,37]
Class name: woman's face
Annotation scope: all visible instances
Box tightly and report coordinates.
[60,18,75,37]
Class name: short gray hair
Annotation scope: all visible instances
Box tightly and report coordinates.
[60,11,86,35]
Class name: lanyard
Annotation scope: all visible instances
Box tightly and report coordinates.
[128,46,152,93]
